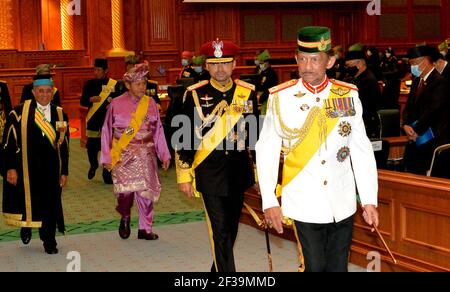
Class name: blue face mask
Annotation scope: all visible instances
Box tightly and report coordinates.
[182,59,189,67]
[411,64,423,77]
[194,66,203,73]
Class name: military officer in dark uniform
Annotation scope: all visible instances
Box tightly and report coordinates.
[80,59,120,183]
[345,48,381,139]
[403,45,450,176]
[255,49,279,114]
[20,64,62,107]
[176,39,258,272]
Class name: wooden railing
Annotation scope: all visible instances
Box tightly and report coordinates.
[242,170,450,272]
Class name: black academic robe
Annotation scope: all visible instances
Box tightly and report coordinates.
[2,101,69,232]
[20,83,62,107]
[0,81,12,116]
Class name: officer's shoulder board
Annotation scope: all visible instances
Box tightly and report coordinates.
[269,79,298,94]
[0,80,6,84]
[330,79,358,91]
[148,80,158,85]
[187,80,209,91]
[235,79,255,91]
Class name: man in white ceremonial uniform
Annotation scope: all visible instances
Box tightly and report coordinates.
[256,26,379,272]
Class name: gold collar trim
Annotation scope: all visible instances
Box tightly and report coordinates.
[210,78,233,93]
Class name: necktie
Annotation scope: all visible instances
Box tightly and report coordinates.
[415,78,425,101]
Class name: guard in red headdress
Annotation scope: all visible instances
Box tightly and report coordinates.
[175,39,259,272]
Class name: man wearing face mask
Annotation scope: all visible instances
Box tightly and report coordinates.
[327,45,345,80]
[178,51,196,80]
[255,49,279,115]
[192,55,210,82]
[438,39,450,62]
[402,45,450,176]
[344,48,381,139]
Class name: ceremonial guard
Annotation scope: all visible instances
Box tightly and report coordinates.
[179,51,196,79]
[80,58,120,183]
[255,49,279,115]
[256,26,379,272]
[2,76,69,254]
[176,39,258,272]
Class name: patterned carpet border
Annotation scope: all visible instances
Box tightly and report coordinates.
[0,210,205,242]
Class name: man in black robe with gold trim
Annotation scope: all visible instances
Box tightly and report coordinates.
[176,39,258,272]
[80,58,120,184]
[2,76,69,255]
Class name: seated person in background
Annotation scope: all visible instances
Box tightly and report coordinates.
[438,39,450,62]
[345,46,381,139]
[178,51,196,80]
[380,47,401,109]
[430,46,450,81]
[327,45,345,80]
[402,45,450,175]
[21,64,61,107]
[255,49,278,115]
[192,55,210,82]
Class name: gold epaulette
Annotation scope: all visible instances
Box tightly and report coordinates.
[148,80,158,85]
[235,79,255,91]
[269,79,298,94]
[0,80,6,84]
[187,80,209,91]
[330,79,358,91]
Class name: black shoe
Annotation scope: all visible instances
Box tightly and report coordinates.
[44,247,59,255]
[103,169,113,185]
[20,228,32,245]
[137,230,159,240]
[88,167,97,180]
[119,219,130,239]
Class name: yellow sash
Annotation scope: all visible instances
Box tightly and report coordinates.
[34,108,57,148]
[276,84,351,198]
[86,78,117,125]
[109,95,150,170]
[189,85,251,197]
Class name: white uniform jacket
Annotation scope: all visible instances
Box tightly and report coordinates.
[255,78,378,224]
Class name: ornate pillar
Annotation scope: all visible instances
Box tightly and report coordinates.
[61,0,75,50]
[0,0,15,49]
[107,0,133,56]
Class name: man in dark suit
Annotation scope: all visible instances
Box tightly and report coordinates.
[176,39,258,272]
[2,76,69,255]
[431,46,450,82]
[402,45,450,175]
[345,48,381,139]
[20,64,62,107]
[80,59,120,183]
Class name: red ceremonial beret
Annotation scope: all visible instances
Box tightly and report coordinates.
[200,39,240,63]
[181,51,194,60]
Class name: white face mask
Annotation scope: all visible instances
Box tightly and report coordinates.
[259,63,267,71]
[255,60,260,66]
[181,59,189,67]
[385,53,391,58]
[441,51,447,57]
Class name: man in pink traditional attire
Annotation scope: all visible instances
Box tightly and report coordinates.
[101,62,171,240]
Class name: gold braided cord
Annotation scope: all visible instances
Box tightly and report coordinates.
[273,93,324,155]
[61,0,75,50]
[192,90,229,139]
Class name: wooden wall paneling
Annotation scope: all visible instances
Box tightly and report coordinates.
[18,0,42,51]
[143,51,180,85]
[85,0,113,61]
[123,0,141,52]
[0,50,18,69]
[73,0,87,50]
[179,13,205,53]
[0,0,16,49]
[41,0,62,50]
[143,0,177,51]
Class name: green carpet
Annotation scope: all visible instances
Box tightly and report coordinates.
[0,138,204,238]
